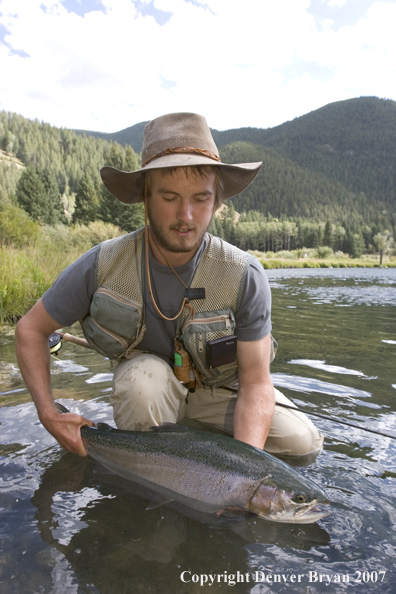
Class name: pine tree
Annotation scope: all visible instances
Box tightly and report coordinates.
[41,168,65,224]
[73,170,101,224]
[99,185,145,232]
[323,220,333,247]
[16,166,64,224]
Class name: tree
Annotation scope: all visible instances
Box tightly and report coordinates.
[372,230,393,266]
[16,166,65,225]
[323,220,333,248]
[73,170,101,224]
[99,185,145,232]
[41,168,65,224]
[343,227,364,258]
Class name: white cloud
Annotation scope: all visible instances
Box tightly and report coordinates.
[0,0,395,133]
[327,0,348,6]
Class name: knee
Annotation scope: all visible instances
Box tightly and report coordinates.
[266,417,324,458]
[110,354,187,430]
[112,354,173,400]
[266,390,324,458]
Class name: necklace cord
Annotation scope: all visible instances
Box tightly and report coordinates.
[144,196,195,322]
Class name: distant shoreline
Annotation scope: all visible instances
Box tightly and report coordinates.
[258,257,396,270]
[1,233,394,326]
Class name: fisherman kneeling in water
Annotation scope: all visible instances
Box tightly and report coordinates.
[15,112,323,461]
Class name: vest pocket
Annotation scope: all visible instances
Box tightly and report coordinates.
[181,310,238,385]
[81,288,142,359]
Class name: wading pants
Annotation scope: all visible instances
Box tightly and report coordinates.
[110,353,324,460]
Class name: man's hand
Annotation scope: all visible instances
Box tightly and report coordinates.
[15,299,94,456]
[40,408,95,456]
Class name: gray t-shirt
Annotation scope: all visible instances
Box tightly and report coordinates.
[42,236,272,364]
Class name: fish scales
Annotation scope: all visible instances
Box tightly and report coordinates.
[77,422,329,522]
[53,406,328,523]
[82,427,263,508]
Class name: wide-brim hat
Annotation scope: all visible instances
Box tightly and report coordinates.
[100,112,262,204]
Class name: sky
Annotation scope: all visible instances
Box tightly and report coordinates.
[0,0,395,133]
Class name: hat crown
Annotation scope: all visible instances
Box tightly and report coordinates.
[142,113,219,164]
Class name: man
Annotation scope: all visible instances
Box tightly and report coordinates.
[15,112,323,459]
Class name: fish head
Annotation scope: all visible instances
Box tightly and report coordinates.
[248,477,329,524]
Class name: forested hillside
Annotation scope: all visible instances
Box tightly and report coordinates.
[76,97,396,216]
[74,121,148,154]
[225,97,396,210]
[0,110,144,230]
[0,98,395,258]
[218,142,373,225]
[74,97,395,226]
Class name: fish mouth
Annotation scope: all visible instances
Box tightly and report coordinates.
[259,500,330,524]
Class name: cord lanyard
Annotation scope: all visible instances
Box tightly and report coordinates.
[144,198,205,321]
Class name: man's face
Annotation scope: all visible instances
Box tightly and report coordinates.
[147,168,216,264]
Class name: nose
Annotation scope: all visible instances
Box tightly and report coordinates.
[176,198,193,222]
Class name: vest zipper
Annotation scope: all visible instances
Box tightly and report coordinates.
[90,318,128,353]
[182,313,233,334]
[96,287,142,317]
[198,333,204,352]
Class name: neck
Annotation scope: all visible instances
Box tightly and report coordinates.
[148,230,197,267]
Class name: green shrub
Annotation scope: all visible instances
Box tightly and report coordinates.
[0,202,41,247]
[41,221,124,252]
[275,250,297,260]
[316,246,333,259]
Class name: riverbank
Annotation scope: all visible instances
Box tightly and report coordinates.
[0,217,124,324]
[248,249,396,269]
[260,257,396,269]
[1,233,394,323]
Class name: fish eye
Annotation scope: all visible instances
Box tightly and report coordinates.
[293,492,308,504]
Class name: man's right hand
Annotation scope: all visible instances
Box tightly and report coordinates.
[40,408,95,456]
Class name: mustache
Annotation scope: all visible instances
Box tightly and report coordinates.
[170,223,196,231]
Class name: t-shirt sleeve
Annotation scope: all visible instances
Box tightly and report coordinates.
[41,245,99,327]
[235,258,272,342]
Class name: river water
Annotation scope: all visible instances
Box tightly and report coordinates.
[1,267,395,593]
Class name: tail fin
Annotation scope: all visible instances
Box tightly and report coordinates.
[55,402,70,414]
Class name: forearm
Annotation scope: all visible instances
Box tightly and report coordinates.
[233,381,275,449]
[15,321,56,420]
[15,300,94,455]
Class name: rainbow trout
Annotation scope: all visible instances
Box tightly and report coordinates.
[57,404,329,523]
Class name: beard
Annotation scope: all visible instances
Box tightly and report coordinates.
[147,201,210,254]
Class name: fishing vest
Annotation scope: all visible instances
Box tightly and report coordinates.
[80,228,274,387]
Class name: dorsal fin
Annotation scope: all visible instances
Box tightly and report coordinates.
[96,422,115,431]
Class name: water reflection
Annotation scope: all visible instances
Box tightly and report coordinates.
[288,359,366,376]
[1,268,396,593]
[28,449,331,593]
[272,372,373,400]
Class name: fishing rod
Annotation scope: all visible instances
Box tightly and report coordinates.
[48,333,396,441]
[274,401,396,441]
[49,331,92,354]
[221,387,396,441]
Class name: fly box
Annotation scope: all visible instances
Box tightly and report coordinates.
[206,335,237,369]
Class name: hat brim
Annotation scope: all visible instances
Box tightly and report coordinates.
[100,155,262,204]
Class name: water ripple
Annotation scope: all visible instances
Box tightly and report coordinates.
[272,373,372,400]
[289,359,365,377]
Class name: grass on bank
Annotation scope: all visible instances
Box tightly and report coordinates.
[0,202,124,323]
[1,202,395,323]
[248,248,396,269]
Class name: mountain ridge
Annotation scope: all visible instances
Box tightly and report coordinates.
[74,96,396,213]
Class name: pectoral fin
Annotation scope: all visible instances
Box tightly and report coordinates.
[216,506,253,519]
[145,498,174,510]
